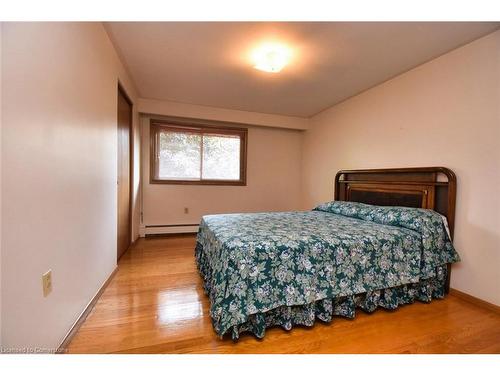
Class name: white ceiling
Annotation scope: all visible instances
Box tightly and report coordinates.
[106,22,499,117]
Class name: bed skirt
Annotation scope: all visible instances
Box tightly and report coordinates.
[195,242,448,340]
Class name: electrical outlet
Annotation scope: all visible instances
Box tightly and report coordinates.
[42,270,52,297]
[184,207,189,214]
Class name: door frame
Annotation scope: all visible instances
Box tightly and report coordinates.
[117,82,134,260]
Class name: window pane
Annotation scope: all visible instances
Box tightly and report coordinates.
[202,135,240,180]
[158,131,201,179]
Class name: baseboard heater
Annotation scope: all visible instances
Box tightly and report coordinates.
[141,223,199,237]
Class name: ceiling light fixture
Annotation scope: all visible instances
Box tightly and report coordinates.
[252,42,292,73]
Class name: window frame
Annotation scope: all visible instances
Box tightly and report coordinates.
[149,119,248,186]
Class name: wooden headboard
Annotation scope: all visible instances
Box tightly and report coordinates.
[335,167,457,292]
[335,167,456,237]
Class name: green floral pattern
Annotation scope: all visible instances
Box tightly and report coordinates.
[195,201,460,339]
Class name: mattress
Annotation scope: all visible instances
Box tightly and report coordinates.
[195,201,460,339]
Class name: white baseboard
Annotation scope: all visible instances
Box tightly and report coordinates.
[140,224,199,236]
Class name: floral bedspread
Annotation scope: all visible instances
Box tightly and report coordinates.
[195,201,460,337]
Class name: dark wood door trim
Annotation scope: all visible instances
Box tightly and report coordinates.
[117,82,133,260]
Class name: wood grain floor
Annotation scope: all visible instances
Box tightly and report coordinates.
[67,235,500,354]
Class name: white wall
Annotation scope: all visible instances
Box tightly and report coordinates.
[138,98,309,130]
[1,23,140,349]
[141,115,303,228]
[302,30,500,305]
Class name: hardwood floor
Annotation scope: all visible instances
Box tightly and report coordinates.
[67,235,500,354]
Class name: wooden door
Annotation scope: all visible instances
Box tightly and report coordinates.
[117,85,132,260]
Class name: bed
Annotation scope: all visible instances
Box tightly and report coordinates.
[195,167,460,340]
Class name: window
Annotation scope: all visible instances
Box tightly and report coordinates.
[150,120,247,185]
